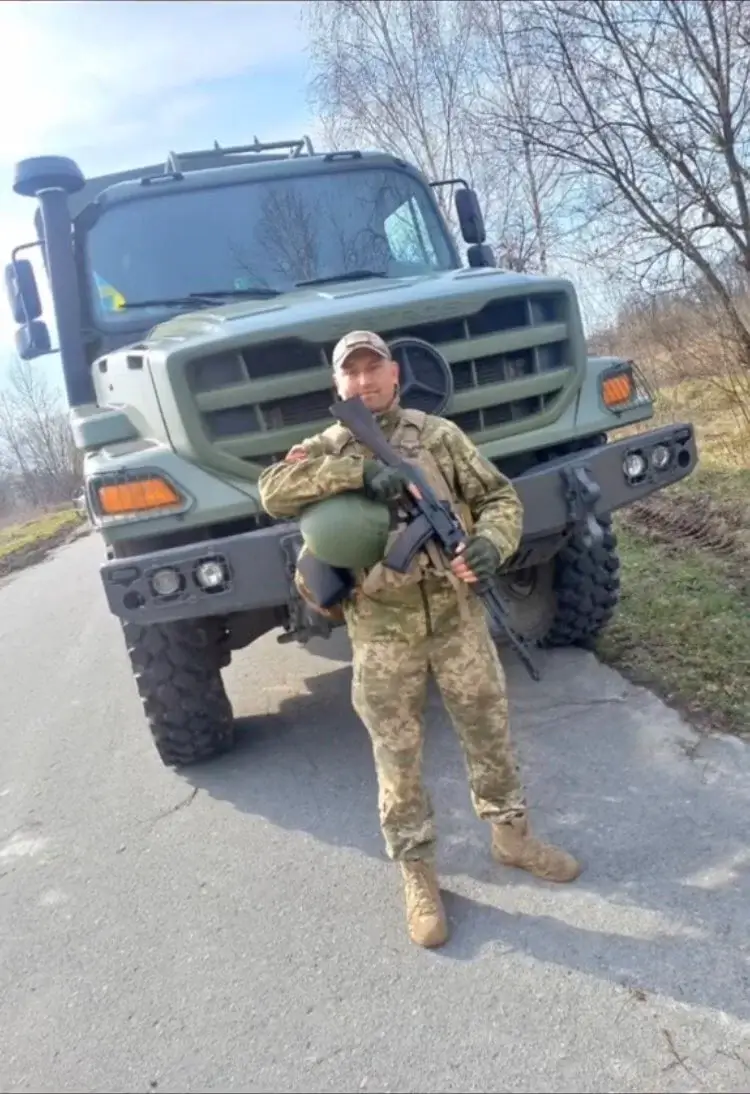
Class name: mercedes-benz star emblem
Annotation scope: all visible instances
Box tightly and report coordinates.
[387,336,454,416]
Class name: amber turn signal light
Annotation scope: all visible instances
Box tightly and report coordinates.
[601,370,634,408]
[97,476,182,516]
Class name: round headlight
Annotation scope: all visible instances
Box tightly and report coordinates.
[651,443,671,469]
[623,452,647,480]
[195,559,226,589]
[151,567,182,597]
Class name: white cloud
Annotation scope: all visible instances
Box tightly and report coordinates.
[0,0,317,364]
[0,1,308,161]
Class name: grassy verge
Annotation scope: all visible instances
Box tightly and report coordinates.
[0,508,86,576]
[595,383,749,738]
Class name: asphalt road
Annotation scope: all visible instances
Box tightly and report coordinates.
[1,532,749,1094]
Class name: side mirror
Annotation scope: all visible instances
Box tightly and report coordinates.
[15,319,51,360]
[455,188,486,244]
[467,244,496,268]
[5,257,41,323]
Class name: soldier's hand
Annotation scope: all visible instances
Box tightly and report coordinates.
[284,444,308,463]
[451,536,500,584]
[362,459,414,504]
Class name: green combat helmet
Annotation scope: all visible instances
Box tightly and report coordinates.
[299,491,391,571]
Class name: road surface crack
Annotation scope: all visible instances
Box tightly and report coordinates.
[523,695,630,717]
[716,1047,750,1072]
[662,1028,703,1085]
[150,787,198,826]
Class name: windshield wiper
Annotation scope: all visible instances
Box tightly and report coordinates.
[295,270,387,288]
[119,288,282,310]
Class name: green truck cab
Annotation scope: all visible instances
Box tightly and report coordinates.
[4,136,697,767]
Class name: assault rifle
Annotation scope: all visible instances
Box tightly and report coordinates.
[329,395,541,681]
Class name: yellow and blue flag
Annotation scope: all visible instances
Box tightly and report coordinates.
[93,272,127,311]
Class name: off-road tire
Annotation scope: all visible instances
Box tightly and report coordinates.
[496,515,621,651]
[122,618,235,767]
[543,514,621,648]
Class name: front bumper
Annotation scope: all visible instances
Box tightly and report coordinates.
[100,420,697,626]
[516,420,696,538]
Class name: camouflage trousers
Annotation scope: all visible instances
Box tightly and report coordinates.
[345,576,527,862]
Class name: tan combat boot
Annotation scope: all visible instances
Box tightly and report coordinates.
[491,815,581,882]
[400,860,449,947]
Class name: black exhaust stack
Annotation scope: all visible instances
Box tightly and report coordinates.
[12,155,94,408]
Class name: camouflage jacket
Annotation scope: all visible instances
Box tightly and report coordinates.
[258,404,524,566]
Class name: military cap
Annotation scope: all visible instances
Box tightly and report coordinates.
[332,330,391,370]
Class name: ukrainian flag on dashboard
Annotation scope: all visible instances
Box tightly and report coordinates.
[94,272,126,311]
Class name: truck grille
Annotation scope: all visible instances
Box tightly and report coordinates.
[186,289,577,467]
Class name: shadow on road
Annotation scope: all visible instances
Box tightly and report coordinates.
[182,644,750,1023]
[185,661,385,859]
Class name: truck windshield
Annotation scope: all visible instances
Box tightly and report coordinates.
[83,166,457,324]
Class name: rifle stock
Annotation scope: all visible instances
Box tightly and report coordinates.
[330,396,401,466]
[331,396,541,681]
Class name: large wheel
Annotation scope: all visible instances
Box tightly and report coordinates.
[496,515,621,650]
[122,618,235,767]
[544,515,621,648]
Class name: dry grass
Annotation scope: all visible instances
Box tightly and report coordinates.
[596,381,750,738]
[0,508,85,576]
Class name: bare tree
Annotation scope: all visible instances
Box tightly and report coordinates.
[307,0,473,223]
[252,187,323,284]
[474,0,750,374]
[0,357,81,512]
[227,177,406,286]
[466,0,575,273]
[304,0,567,271]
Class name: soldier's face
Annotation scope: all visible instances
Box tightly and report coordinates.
[334,349,400,411]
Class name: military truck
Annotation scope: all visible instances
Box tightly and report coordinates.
[4,135,697,768]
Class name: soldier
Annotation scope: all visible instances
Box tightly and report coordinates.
[258,330,581,948]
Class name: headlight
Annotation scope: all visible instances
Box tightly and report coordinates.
[150,567,183,597]
[623,452,647,481]
[194,558,229,591]
[651,443,671,469]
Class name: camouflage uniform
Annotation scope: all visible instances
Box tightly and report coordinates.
[259,400,580,945]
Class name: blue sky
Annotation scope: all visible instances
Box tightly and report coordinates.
[0,0,319,391]
[0,0,613,399]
